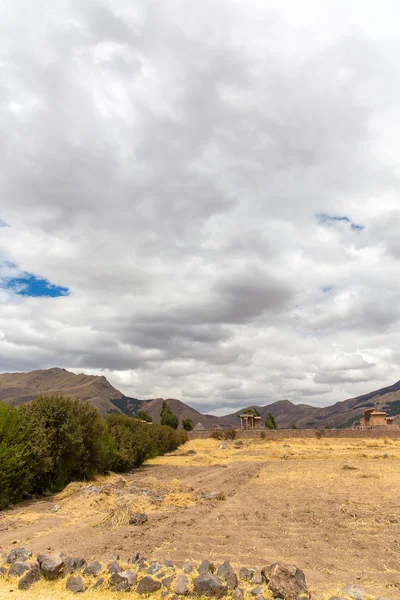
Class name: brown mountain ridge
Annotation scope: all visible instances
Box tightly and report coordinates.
[1,367,400,429]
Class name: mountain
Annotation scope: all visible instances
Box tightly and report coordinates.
[1,367,400,429]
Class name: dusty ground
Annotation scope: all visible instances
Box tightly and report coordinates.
[1,437,400,599]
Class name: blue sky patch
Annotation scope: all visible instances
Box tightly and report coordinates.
[316,213,364,231]
[322,286,335,293]
[6,274,69,298]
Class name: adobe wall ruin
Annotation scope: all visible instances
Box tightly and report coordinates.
[188,426,400,441]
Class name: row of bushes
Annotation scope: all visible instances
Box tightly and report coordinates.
[0,395,187,511]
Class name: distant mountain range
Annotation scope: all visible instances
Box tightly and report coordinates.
[1,367,400,429]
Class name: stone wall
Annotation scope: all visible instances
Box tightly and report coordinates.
[188,426,400,441]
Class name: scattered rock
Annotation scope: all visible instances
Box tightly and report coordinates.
[37,552,66,580]
[232,589,245,600]
[183,562,195,574]
[263,562,309,600]
[174,574,189,595]
[193,573,228,598]
[162,575,175,590]
[227,571,238,590]
[234,441,244,448]
[341,584,367,600]
[137,575,162,594]
[83,561,102,577]
[51,504,62,513]
[107,560,121,574]
[198,559,215,574]
[148,561,163,575]
[6,548,32,564]
[253,571,264,585]
[201,490,225,501]
[255,595,266,600]
[240,567,254,581]
[64,557,87,574]
[217,560,233,579]
[128,552,140,564]
[110,570,137,591]
[251,586,264,596]
[66,575,85,593]
[136,557,149,570]
[92,577,105,590]
[18,565,41,590]
[9,561,30,577]
[186,449,197,455]
[328,597,346,600]
[163,559,175,569]
[156,570,167,579]
[129,513,148,525]
[0,567,7,576]
[219,442,229,449]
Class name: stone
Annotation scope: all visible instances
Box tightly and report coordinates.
[341,584,367,600]
[217,560,233,579]
[66,575,85,593]
[255,596,266,600]
[227,571,238,590]
[193,573,227,598]
[161,592,169,599]
[6,548,32,564]
[18,565,41,590]
[136,557,149,570]
[92,577,105,590]
[201,490,225,501]
[0,566,7,576]
[162,575,175,590]
[251,586,264,596]
[51,504,62,513]
[163,559,175,569]
[240,567,254,581]
[263,562,309,600]
[110,570,137,591]
[137,575,162,594]
[174,574,189,595]
[64,557,87,574]
[328,597,346,600]
[148,561,163,575]
[232,589,245,600]
[156,570,167,579]
[83,561,102,577]
[38,552,66,580]
[234,441,244,448]
[253,571,264,585]
[183,562,195,574]
[128,552,140,564]
[9,561,30,577]
[198,559,215,574]
[107,560,121,574]
[129,512,148,525]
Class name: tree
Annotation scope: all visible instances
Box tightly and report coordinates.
[160,401,179,430]
[135,410,152,423]
[291,424,297,429]
[265,411,276,430]
[182,418,193,431]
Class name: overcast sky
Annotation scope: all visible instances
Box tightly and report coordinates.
[1,1,400,414]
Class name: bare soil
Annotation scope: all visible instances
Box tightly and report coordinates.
[1,437,399,599]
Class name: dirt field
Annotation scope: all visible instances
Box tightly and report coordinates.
[1,437,400,599]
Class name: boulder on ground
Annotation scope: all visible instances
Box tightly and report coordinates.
[262,562,309,600]
[253,571,264,585]
[198,559,215,574]
[137,575,162,594]
[92,577,104,590]
[6,548,32,564]
[341,584,367,600]
[148,561,163,574]
[129,513,148,525]
[9,561,30,577]
[239,567,254,581]
[227,571,238,590]
[110,570,137,591]
[232,589,245,600]
[174,574,189,595]
[251,586,264,596]
[193,573,228,598]
[66,575,85,593]
[0,567,7,576]
[107,560,121,574]
[37,552,66,580]
[18,565,41,590]
[127,552,140,564]
[83,561,102,577]
[163,559,175,569]
[162,575,175,590]
[183,562,195,574]
[64,557,87,574]
[217,560,233,579]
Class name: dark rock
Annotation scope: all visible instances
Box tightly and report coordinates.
[148,561,163,575]
[193,573,227,598]
[251,586,264,596]
[341,584,367,600]
[6,548,32,564]
[263,562,309,600]
[92,577,105,590]
[227,571,238,590]
[129,513,148,525]
[83,561,102,577]
[240,567,254,581]
[107,560,121,574]
[198,559,215,574]
[234,441,244,448]
[110,570,137,591]
[137,575,162,594]
[64,557,87,575]
[156,570,167,579]
[38,552,66,580]
[66,575,85,593]
[0,566,7,576]
[174,574,189,595]
[183,562,195,574]
[9,562,30,577]
[161,592,169,599]
[136,557,149,570]
[253,571,264,585]
[18,566,41,590]
[163,559,175,569]
[127,552,140,564]
[170,595,179,600]
[232,589,245,600]
[162,575,175,590]
[217,560,233,579]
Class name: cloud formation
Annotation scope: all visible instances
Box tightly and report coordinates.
[1,0,400,413]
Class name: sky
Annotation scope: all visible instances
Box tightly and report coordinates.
[1,1,400,415]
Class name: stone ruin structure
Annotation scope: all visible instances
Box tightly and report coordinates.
[359,407,394,428]
[239,412,261,430]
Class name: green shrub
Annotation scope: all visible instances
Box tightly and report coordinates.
[265,411,277,430]
[210,431,222,440]
[223,430,237,440]
[160,401,179,430]
[135,410,153,423]
[260,431,266,439]
[182,418,193,431]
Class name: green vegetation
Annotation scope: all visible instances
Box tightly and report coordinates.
[209,430,222,440]
[223,429,237,440]
[241,407,260,416]
[265,411,277,430]
[291,423,297,429]
[135,409,152,422]
[0,395,187,510]
[160,400,179,430]
[182,418,193,431]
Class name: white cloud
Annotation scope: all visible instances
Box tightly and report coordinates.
[0,0,400,413]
